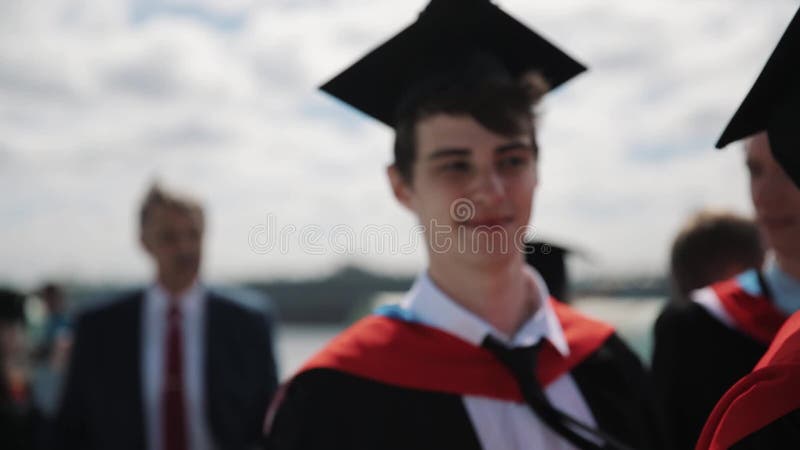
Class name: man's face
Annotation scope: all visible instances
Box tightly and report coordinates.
[747,132,800,258]
[140,204,203,291]
[389,114,537,267]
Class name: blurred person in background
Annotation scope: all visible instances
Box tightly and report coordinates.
[651,211,765,449]
[267,1,664,449]
[656,8,800,449]
[33,283,70,363]
[53,183,278,450]
[666,211,764,302]
[29,283,72,421]
[652,138,800,449]
[695,7,800,448]
[0,288,35,450]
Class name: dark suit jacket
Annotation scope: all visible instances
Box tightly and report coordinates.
[53,289,278,450]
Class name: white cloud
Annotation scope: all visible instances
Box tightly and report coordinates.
[1,0,798,286]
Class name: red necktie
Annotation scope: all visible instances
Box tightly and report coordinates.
[163,303,187,450]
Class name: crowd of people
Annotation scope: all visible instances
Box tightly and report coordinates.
[2,0,800,449]
[1,184,280,450]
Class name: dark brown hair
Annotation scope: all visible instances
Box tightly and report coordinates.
[392,55,548,182]
[669,210,764,299]
[139,182,204,230]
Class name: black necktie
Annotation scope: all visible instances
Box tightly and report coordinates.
[482,335,634,450]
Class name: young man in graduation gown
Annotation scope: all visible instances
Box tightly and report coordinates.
[266,2,664,449]
[650,9,800,449]
[53,184,279,450]
[692,7,800,450]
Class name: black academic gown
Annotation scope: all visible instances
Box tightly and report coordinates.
[267,311,664,450]
[652,269,790,450]
[651,301,768,450]
[730,409,800,450]
[695,311,800,450]
[52,289,278,450]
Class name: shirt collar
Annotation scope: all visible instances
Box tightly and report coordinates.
[763,255,800,315]
[147,279,205,313]
[401,266,570,356]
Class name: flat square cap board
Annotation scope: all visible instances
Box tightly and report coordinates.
[716,8,800,187]
[320,0,587,127]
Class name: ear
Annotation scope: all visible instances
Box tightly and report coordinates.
[387,164,416,213]
[139,229,153,256]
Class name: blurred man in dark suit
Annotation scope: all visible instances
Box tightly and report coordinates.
[54,183,278,450]
[0,288,35,450]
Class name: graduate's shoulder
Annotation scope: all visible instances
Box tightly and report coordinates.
[549,298,616,341]
[573,330,647,380]
[270,366,479,450]
[267,369,369,449]
[654,297,719,336]
[288,366,431,400]
[275,366,466,436]
[283,314,444,396]
[550,300,646,376]
[550,300,626,355]
[656,270,767,334]
[655,293,769,352]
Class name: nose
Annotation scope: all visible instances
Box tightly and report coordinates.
[471,167,506,206]
[176,232,200,255]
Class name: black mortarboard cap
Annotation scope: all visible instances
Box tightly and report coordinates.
[320,0,587,127]
[524,241,572,302]
[716,8,800,187]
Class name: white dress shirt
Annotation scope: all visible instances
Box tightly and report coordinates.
[399,266,600,450]
[142,282,213,450]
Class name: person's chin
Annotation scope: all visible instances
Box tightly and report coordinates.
[175,268,199,284]
[459,245,519,267]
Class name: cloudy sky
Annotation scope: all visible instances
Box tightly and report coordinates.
[2,0,798,287]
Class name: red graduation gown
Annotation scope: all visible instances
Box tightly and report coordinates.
[266,299,665,450]
[710,274,786,344]
[296,298,614,399]
[696,310,800,450]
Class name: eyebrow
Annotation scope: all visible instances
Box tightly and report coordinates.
[426,141,534,161]
[427,148,470,161]
[496,141,533,154]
